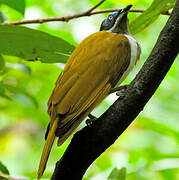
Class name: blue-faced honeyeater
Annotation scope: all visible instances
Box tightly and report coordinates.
[38,5,141,179]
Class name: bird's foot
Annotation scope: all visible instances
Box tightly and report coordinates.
[110,85,128,97]
[86,114,97,127]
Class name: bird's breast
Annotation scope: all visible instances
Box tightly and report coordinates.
[116,34,141,85]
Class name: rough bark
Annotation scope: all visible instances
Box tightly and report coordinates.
[51,1,179,179]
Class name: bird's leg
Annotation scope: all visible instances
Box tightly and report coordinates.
[86,114,97,127]
[110,85,128,96]
[86,85,129,127]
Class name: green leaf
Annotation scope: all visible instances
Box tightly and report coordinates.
[108,167,126,180]
[0,82,38,107]
[0,25,75,63]
[0,54,5,71]
[3,84,38,108]
[0,82,11,100]
[129,0,176,34]
[0,161,9,175]
[0,10,7,23]
[0,0,25,15]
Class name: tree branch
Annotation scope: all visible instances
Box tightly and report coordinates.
[4,5,170,25]
[51,0,179,180]
[84,0,106,14]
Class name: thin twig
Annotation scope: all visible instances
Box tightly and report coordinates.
[85,0,106,14]
[4,7,171,26]
[4,0,106,25]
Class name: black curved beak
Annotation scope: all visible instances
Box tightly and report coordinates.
[122,4,133,13]
[115,4,132,20]
[111,4,132,34]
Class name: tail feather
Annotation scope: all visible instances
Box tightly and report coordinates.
[37,119,58,180]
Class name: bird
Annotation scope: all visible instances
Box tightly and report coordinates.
[38,4,141,179]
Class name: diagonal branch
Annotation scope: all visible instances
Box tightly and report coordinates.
[51,0,179,180]
[5,0,106,25]
[4,4,171,26]
[84,0,106,15]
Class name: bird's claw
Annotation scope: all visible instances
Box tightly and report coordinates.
[86,114,97,127]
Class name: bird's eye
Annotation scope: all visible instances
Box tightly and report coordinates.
[108,15,113,21]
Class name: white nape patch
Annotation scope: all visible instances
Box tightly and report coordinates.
[117,34,140,85]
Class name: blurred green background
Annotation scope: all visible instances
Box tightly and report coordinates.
[0,0,178,179]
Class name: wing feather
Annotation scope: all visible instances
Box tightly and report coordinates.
[47,31,131,141]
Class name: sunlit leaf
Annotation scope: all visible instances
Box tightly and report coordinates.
[0,54,5,71]
[129,0,176,34]
[0,161,9,175]
[108,167,126,180]
[0,0,25,15]
[0,25,75,64]
[159,168,179,180]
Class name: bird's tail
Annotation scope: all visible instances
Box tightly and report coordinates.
[37,119,58,180]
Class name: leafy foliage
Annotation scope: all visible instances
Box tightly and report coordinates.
[0,54,5,71]
[108,167,126,180]
[0,82,11,100]
[0,81,38,107]
[129,0,176,34]
[0,25,75,63]
[0,161,9,178]
[0,0,26,15]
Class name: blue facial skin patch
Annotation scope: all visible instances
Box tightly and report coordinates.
[100,11,120,31]
[111,11,119,18]
[104,11,119,27]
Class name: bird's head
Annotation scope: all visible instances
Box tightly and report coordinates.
[100,4,132,34]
